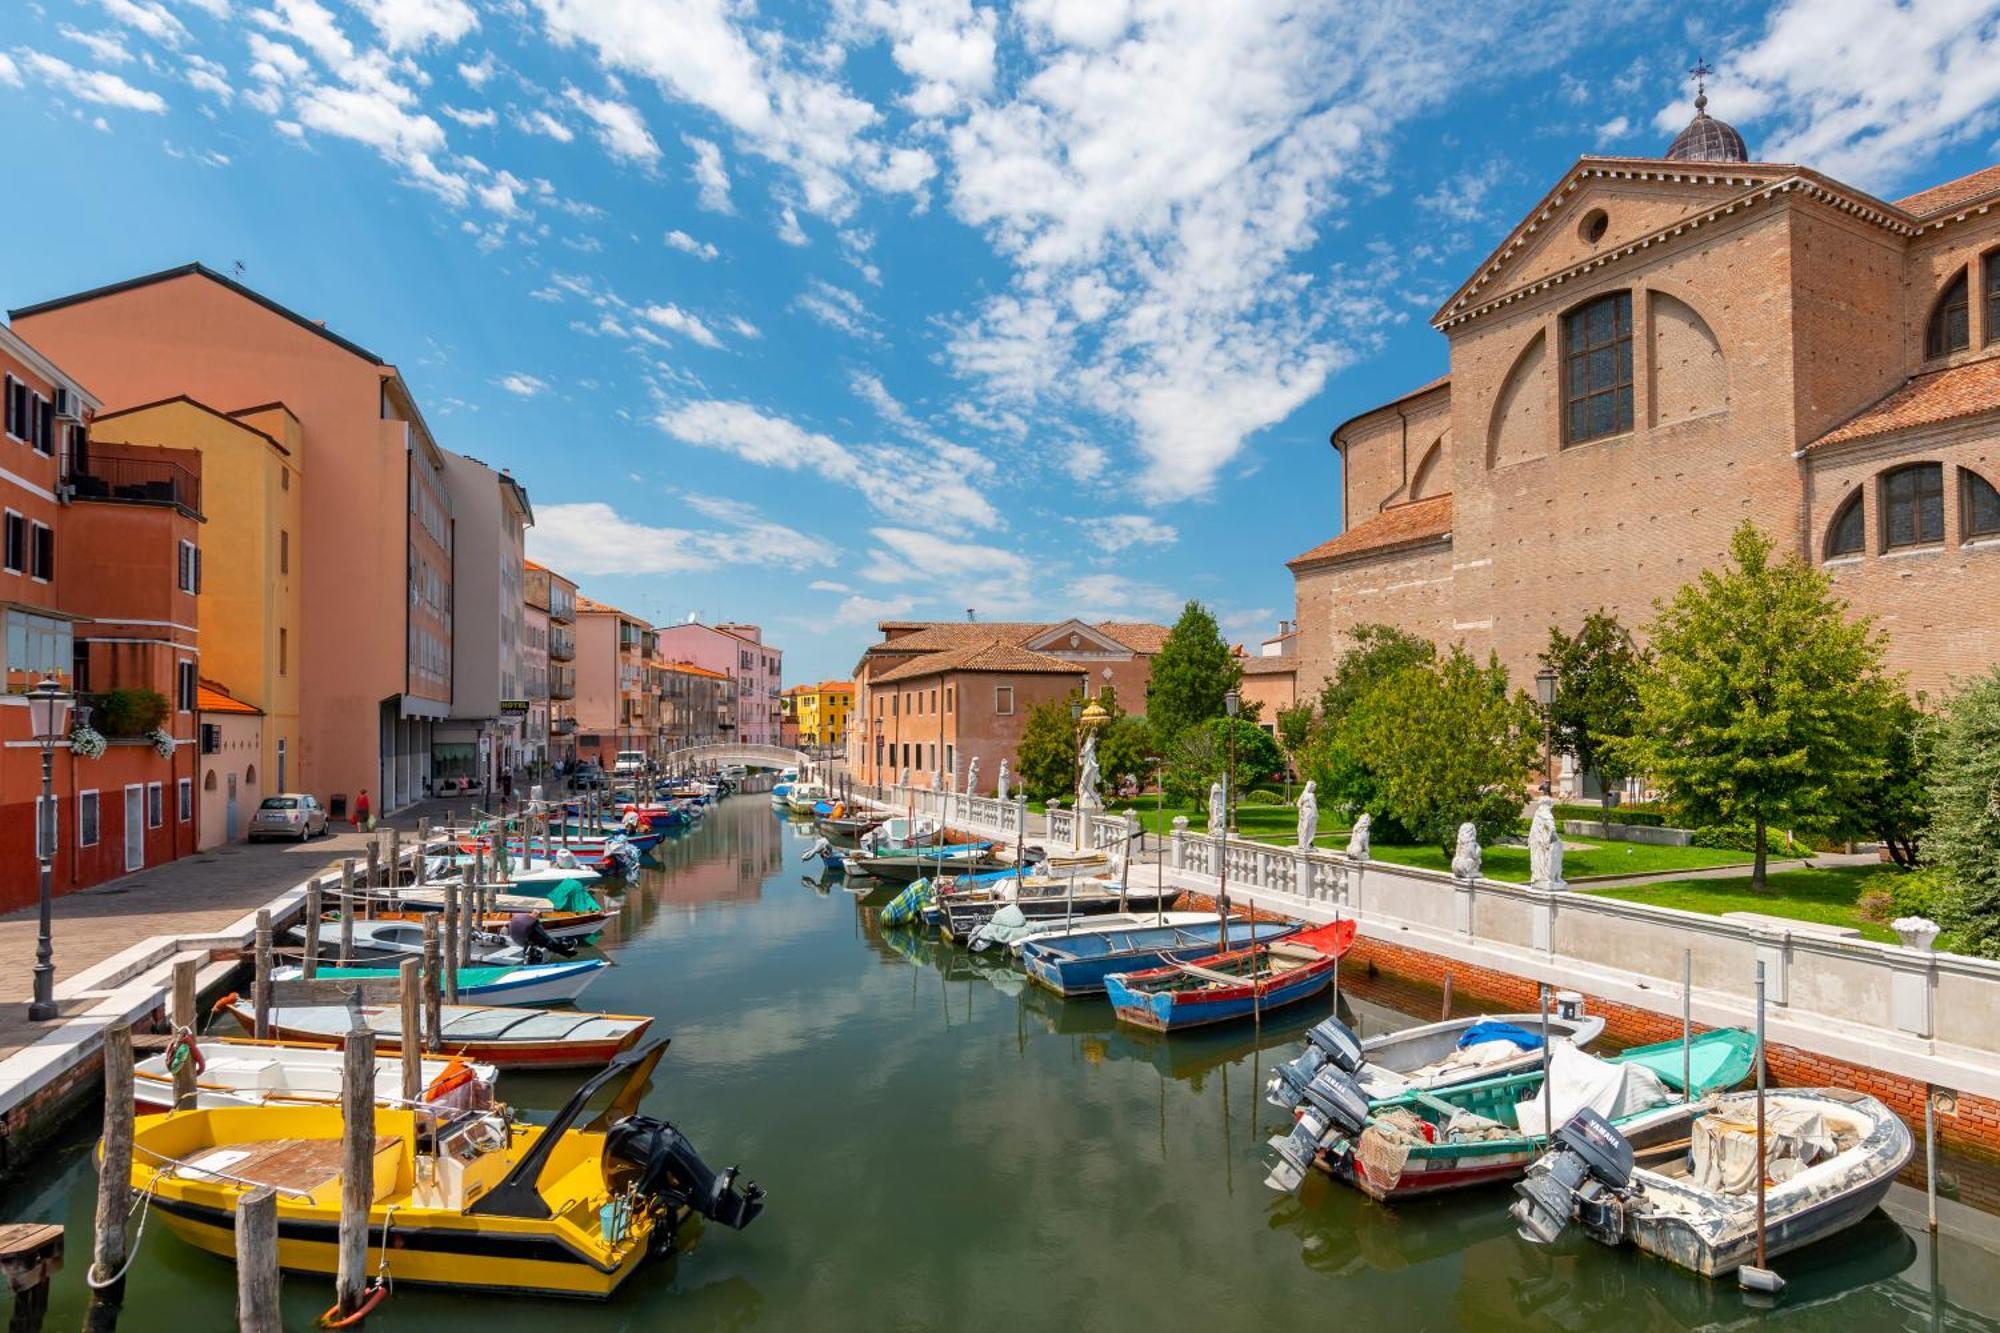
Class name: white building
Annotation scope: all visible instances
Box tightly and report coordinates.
[436,453,533,795]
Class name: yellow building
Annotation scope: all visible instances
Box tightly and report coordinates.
[793,679,854,749]
[90,396,304,794]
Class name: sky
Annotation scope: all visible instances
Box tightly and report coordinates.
[3,0,2000,682]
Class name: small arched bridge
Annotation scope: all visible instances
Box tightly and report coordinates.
[659,743,816,774]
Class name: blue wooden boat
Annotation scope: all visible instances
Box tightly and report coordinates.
[1104,921,1358,1032]
[1021,919,1299,997]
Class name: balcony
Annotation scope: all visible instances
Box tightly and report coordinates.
[550,717,577,735]
[69,454,202,517]
[549,665,576,700]
[549,628,576,661]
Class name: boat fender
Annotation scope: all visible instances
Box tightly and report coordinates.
[209,990,241,1019]
[166,1026,206,1078]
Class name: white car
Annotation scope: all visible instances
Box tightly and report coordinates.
[248,793,328,841]
[612,750,649,777]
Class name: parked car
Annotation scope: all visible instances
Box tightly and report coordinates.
[249,793,328,841]
[572,763,607,790]
[613,750,649,778]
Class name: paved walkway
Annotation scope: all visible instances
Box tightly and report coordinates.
[1580,849,1882,889]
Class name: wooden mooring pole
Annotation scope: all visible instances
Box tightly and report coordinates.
[1440,971,1453,1020]
[88,1025,134,1310]
[335,1029,375,1322]
[302,880,323,981]
[339,860,357,965]
[252,911,273,1040]
[398,959,422,1102]
[386,827,402,890]
[0,1220,63,1333]
[233,1187,280,1333]
[420,914,442,1049]
[170,957,199,1111]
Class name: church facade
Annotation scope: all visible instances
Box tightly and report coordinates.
[1288,97,2000,704]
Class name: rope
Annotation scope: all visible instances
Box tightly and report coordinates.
[85,1169,163,1289]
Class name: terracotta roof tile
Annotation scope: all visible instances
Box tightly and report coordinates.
[1239,655,1297,676]
[575,595,638,620]
[196,680,262,715]
[1894,164,2000,218]
[871,639,1085,683]
[1810,356,2000,450]
[864,619,1171,656]
[1287,493,1454,570]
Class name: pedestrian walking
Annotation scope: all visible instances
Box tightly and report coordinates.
[354,787,372,830]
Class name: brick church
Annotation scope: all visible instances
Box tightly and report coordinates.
[1288,83,2000,703]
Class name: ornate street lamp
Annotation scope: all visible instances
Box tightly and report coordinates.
[27,675,73,1022]
[1534,668,1559,796]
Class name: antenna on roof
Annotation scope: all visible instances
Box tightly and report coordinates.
[230,260,246,280]
[966,608,976,622]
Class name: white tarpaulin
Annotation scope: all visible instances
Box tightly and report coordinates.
[1690,1105,1838,1193]
[1513,1042,1673,1139]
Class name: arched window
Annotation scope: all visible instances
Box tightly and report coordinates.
[1926,270,1970,359]
[244,764,257,786]
[1825,491,1865,558]
[1882,463,1945,548]
[203,771,217,791]
[1563,292,1634,443]
[1964,468,2000,539]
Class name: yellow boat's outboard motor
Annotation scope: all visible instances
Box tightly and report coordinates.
[1264,1064,1371,1193]
[1511,1107,1635,1246]
[1266,1016,1363,1110]
[604,1116,766,1238]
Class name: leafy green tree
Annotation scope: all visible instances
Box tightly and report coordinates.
[1275,701,1315,796]
[1098,715,1156,794]
[1302,625,1437,833]
[1145,600,1240,746]
[1164,717,1283,805]
[1540,611,1645,808]
[1924,670,2000,955]
[1315,623,1435,718]
[1014,698,1077,801]
[1847,692,1934,870]
[1349,646,1540,852]
[1611,523,1893,889]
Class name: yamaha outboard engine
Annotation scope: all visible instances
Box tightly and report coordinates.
[1266,1016,1364,1109]
[1510,1107,1635,1246]
[1264,1064,1371,1193]
[604,1116,767,1239]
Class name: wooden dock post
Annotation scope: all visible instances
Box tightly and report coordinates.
[420,914,442,1050]
[415,818,429,885]
[171,957,199,1111]
[1440,971,1454,1020]
[234,1186,281,1333]
[302,880,323,980]
[253,911,273,1039]
[398,959,422,1102]
[339,860,357,965]
[334,1029,375,1323]
[459,866,477,968]
[365,840,381,903]
[89,1025,134,1303]
[0,1222,63,1333]
[387,827,402,889]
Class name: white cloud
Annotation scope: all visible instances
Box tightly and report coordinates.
[684,134,731,211]
[184,52,233,101]
[457,53,495,86]
[809,579,854,594]
[515,108,574,141]
[727,315,761,339]
[834,593,918,626]
[796,278,877,340]
[1594,114,1632,144]
[1084,514,1177,554]
[681,494,840,567]
[562,85,661,165]
[774,203,808,246]
[664,227,718,259]
[861,527,1034,615]
[442,104,495,127]
[638,303,722,348]
[498,372,548,397]
[528,499,836,576]
[99,0,191,46]
[1416,161,1505,224]
[61,27,135,65]
[1658,0,2000,191]
[350,0,478,50]
[1062,572,1183,620]
[19,50,168,112]
[0,55,19,89]
[848,370,992,474]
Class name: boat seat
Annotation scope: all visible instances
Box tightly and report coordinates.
[178,1136,404,1203]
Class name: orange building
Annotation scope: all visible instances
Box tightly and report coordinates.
[12,264,456,817]
[573,597,655,766]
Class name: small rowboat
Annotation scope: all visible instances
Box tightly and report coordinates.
[271,958,607,1006]
[221,998,653,1069]
[1105,920,1358,1032]
[361,906,612,940]
[849,845,1007,884]
[135,1039,499,1114]
[1266,1011,1611,1110]
[1021,920,1301,997]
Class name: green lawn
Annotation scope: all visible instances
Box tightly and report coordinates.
[1372,839,1754,882]
[1584,865,1904,943]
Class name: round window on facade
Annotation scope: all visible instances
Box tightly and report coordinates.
[1578,208,1609,245]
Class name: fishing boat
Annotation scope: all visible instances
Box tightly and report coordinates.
[127,1043,764,1299]
[1265,1028,1759,1200]
[367,879,603,918]
[219,998,653,1069]
[934,879,1180,938]
[423,853,604,888]
[359,904,612,941]
[286,919,576,966]
[1511,1087,1912,1278]
[1020,919,1301,997]
[1266,1010,1610,1109]
[135,1040,498,1114]
[965,908,1218,954]
[1104,920,1358,1033]
[849,843,1006,884]
[270,958,606,1006]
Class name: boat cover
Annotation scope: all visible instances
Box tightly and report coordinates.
[544,878,599,913]
[1691,1105,1840,1192]
[1512,1043,1673,1139]
[1458,1020,1543,1051]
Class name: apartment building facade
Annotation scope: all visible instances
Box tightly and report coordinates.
[574,597,655,766]
[526,560,578,768]
[654,620,783,745]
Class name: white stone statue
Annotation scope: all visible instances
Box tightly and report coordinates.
[1345,812,1372,861]
[1076,730,1102,810]
[1451,822,1482,879]
[997,760,1010,802]
[900,766,911,788]
[1529,797,1565,890]
[1207,782,1225,837]
[966,757,980,800]
[1296,780,1319,851]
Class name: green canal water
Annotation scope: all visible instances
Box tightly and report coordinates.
[6,795,2000,1330]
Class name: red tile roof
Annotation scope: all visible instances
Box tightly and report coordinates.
[1809,355,2000,451]
[1894,164,2000,218]
[1287,494,1454,570]
[864,620,1170,657]
[871,639,1084,683]
[1239,655,1297,676]
[196,680,262,715]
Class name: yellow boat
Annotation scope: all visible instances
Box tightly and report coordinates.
[126,1042,764,1299]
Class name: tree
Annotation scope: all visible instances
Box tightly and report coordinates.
[1540,611,1645,807]
[1145,600,1240,746]
[1014,698,1077,801]
[1316,623,1435,719]
[1612,523,1894,889]
[1924,670,2000,955]
[1164,716,1284,805]
[1349,646,1540,853]
[1098,715,1156,795]
[1275,701,1316,796]
[1302,625,1437,833]
[1848,692,1934,869]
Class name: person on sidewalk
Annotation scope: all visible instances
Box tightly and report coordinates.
[354,788,372,830]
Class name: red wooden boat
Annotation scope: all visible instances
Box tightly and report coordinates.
[1104,919,1358,1033]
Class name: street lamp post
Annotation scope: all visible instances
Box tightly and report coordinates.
[27,675,74,1022]
[1534,668,1559,797]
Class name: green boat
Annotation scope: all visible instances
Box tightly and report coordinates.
[1267,1027,1758,1201]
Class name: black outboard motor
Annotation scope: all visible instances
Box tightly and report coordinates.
[505,910,578,962]
[1266,1016,1364,1109]
[604,1116,767,1237]
[1510,1107,1635,1246]
[1265,1064,1371,1193]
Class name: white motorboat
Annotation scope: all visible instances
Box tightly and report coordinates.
[1267,1011,1610,1110]
[1511,1087,1913,1278]
[287,919,535,966]
[271,958,607,1006]
[135,1040,497,1114]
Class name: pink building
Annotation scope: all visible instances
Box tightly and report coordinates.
[652,622,782,746]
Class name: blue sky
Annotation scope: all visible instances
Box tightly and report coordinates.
[3,0,1999,682]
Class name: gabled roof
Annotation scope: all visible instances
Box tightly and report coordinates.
[1807,355,2000,452]
[1239,655,1297,677]
[872,639,1085,683]
[197,680,262,715]
[1895,164,2000,218]
[1287,494,1454,571]
[92,394,291,454]
[11,262,386,365]
[863,619,1170,657]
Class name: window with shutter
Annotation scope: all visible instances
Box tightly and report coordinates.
[2,512,22,573]
[30,523,52,580]
[2,375,18,439]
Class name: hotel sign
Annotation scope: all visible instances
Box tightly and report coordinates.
[499,699,530,716]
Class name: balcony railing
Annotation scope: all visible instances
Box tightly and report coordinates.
[549,666,576,700]
[69,455,202,516]
[550,717,577,735]
[549,628,576,661]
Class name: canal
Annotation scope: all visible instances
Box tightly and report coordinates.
[5,795,1999,1330]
